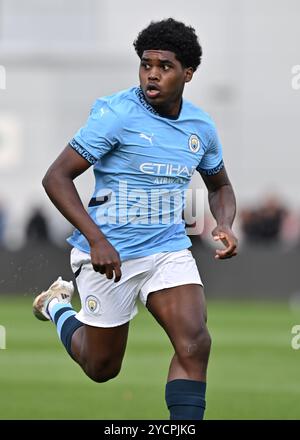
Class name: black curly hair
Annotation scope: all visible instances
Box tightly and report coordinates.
[133,18,202,71]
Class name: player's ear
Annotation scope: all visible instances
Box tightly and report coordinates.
[184,67,194,83]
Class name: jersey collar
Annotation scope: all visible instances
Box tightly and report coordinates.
[135,86,182,120]
[135,86,160,116]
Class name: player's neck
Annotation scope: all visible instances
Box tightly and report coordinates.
[153,99,183,120]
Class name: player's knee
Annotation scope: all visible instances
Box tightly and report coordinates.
[84,359,122,383]
[200,329,212,355]
[177,328,212,362]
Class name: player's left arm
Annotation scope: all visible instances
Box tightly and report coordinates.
[200,166,238,259]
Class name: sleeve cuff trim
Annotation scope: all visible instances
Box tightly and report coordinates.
[197,159,224,176]
[69,138,97,165]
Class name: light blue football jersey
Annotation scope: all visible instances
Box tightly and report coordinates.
[67,87,223,261]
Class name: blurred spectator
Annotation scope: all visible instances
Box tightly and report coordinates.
[25,208,51,244]
[280,210,300,247]
[240,196,288,244]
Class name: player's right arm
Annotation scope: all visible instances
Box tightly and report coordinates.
[42,145,122,282]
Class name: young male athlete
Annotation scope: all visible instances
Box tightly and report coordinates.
[33,18,237,420]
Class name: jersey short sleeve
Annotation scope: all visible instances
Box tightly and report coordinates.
[69,99,121,165]
[196,123,224,176]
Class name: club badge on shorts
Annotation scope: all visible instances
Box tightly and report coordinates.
[188,134,200,153]
[85,295,101,314]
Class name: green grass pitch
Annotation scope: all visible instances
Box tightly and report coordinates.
[0,295,300,419]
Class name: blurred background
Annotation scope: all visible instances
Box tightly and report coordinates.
[1,0,300,420]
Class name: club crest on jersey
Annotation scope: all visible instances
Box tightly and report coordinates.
[188,134,200,153]
[86,295,101,314]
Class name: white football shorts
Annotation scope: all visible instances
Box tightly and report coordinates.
[70,247,203,328]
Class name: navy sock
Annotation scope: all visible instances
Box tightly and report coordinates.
[165,379,206,420]
[49,303,84,359]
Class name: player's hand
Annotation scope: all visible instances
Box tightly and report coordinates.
[90,238,122,282]
[211,226,238,260]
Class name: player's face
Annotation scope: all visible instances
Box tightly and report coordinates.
[139,50,194,117]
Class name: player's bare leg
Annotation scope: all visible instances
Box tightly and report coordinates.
[146,284,211,419]
[70,323,129,382]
